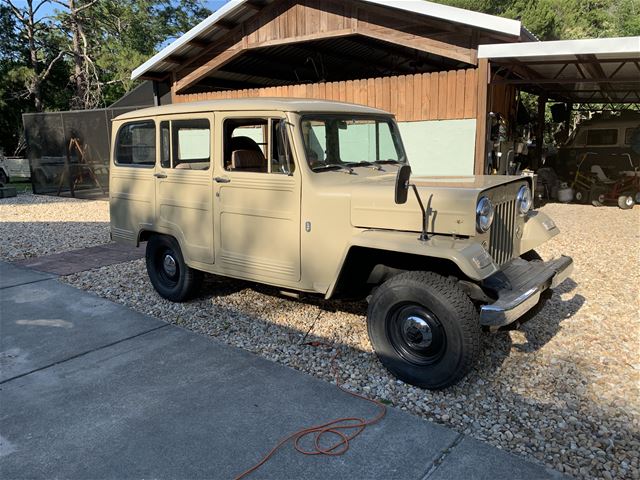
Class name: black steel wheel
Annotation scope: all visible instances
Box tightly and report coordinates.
[367,271,480,390]
[574,188,589,204]
[146,234,202,302]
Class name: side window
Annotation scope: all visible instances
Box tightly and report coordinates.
[586,129,618,146]
[158,118,211,170]
[223,118,293,174]
[625,127,639,146]
[273,119,295,174]
[160,121,170,168]
[115,120,156,166]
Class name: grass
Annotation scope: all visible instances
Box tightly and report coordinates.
[9,180,33,194]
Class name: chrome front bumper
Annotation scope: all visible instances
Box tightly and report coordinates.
[479,255,574,328]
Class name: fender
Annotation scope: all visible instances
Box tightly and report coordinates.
[520,211,560,254]
[325,229,499,298]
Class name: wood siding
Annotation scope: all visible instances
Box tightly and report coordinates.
[175,69,477,122]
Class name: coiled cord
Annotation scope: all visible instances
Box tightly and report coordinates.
[234,345,387,479]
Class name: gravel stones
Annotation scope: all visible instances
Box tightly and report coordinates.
[0,193,109,260]
[3,192,638,480]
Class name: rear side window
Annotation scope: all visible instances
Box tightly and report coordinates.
[115,121,156,166]
[586,129,618,146]
[625,127,639,145]
[159,118,211,170]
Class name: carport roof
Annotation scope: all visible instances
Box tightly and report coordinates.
[478,36,640,104]
[132,0,527,81]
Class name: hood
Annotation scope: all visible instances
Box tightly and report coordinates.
[350,174,528,237]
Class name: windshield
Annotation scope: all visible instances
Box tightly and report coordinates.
[300,115,406,171]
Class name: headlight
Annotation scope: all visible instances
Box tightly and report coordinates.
[476,196,494,233]
[516,185,532,215]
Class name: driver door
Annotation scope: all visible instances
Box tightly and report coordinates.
[213,112,301,285]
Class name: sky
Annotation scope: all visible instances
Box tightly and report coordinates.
[17,0,230,21]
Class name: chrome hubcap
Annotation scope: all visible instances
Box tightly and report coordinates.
[163,254,177,277]
[401,315,433,348]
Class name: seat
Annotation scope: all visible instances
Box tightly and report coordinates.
[590,165,615,184]
[231,149,267,172]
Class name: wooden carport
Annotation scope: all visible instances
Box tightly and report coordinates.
[133,0,533,175]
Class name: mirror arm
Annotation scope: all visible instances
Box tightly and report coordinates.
[411,184,429,241]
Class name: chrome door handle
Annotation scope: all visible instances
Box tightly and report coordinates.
[214,177,231,183]
[154,173,167,179]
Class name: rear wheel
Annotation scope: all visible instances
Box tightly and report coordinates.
[0,170,8,185]
[367,271,480,390]
[574,188,589,204]
[618,195,635,210]
[146,234,202,302]
[589,186,607,206]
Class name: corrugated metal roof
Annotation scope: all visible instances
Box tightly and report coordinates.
[132,0,524,81]
[479,37,640,104]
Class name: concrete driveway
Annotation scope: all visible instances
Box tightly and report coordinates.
[0,262,566,479]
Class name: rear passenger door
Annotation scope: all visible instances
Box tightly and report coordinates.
[155,114,214,265]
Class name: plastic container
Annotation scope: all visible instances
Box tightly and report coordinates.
[557,183,573,203]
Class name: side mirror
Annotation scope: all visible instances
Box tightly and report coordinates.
[394,164,411,204]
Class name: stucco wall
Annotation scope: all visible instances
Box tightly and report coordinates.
[399,119,477,176]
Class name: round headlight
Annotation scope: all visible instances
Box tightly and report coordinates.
[476,196,495,233]
[516,185,532,215]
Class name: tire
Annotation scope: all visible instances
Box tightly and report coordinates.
[618,195,635,210]
[145,234,202,302]
[589,186,607,206]
[574,188,588,204]
[635,192,640,205]
[367,271,480,390]
[520,250,542,262]
[0,170,8,185]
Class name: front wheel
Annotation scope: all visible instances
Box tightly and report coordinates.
[146,234,202,302]
[618,195,635,210]
[367,271,480,390]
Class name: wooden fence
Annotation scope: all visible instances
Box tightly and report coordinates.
[175,68,478,122]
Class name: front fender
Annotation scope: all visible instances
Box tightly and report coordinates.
[520,211,560,254]
[325,229,498,298]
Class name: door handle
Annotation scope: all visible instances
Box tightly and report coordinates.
[214,176,231,183]
[154,173,167,179]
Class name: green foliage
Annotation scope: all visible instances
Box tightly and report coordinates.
[0,0,210,153]
[436,0,640,40]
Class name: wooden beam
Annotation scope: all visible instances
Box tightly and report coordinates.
[175,48,245,93]
[474,59,489,175]
[187,39,210,49]
[357,23,475,65]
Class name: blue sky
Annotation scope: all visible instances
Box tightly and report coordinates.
[17,0,230,20]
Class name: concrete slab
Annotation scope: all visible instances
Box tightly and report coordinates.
[12,242,145,275]
[1,326,458,480]
[0,261,55,289]
[0,279,165,382]
[427,436,567,480]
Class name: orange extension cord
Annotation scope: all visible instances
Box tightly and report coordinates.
[234,345,388,479]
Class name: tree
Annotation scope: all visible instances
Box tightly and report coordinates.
[4,0,65,112]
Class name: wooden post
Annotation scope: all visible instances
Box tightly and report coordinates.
[474,58,489,175]
[534,95,547,170]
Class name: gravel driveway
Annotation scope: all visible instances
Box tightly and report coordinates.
[0,194,109,260]
[3,193,638,479]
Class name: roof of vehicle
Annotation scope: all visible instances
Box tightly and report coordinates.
[574,117,640,129]
[114,98,390,121]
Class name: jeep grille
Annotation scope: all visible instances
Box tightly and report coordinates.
[489,199,517,265]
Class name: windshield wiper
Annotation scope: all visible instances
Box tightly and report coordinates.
[350,161,383,171]
[311,163,354,174]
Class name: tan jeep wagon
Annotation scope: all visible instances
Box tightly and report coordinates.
[110,98,573,389]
